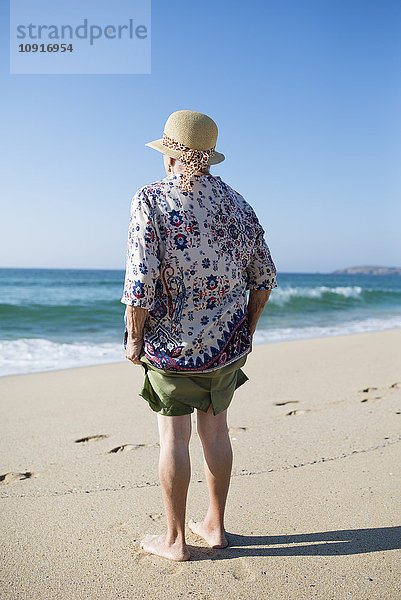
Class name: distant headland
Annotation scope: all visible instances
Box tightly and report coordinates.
[333,266,401,276]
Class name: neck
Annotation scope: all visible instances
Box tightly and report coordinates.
[172,169,210,176]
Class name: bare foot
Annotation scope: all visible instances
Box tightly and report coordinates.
[140,534,190,561]
[188,519,229,548]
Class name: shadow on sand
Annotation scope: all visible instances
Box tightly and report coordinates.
[189,526,401,560]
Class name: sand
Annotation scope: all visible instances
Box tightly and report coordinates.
[1,329,400,600]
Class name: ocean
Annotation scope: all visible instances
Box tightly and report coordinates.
[1,268,400,377]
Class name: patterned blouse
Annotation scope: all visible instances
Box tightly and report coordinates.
[121,173,277,372]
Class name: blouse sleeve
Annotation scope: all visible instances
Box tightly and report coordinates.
[121,188,160,309]
[246,221,277,291]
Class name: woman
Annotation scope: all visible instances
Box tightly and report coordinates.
[121,110,277,561]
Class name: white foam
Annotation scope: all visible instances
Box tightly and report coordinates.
[253,315,401,344]
[0,339,124,377]
[1,314,401,377]
[269,285,363,305]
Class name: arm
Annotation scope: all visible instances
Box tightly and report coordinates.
[125,305,148,365]
[121,189,160,365]
[247,289,271,353]
[245,217,276,353]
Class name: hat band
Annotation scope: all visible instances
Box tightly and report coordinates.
[162,133,215,191]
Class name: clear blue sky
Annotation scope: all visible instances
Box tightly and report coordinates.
[1,0,400,272]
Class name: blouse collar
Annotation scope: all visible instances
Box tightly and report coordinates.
[166,173,220,183]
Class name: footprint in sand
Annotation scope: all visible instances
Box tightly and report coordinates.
[360,397,382,403]
[228,426,248,434]
[274,400,299,406]
[108,443,158,454]
[358,384,400,398]
[132,548,182,576]
[358,382,401,402]
[230,557,255,581]
[286,409,307,416]
[148,513,163,522]
[75,434,109,443]
[0,471,38,484]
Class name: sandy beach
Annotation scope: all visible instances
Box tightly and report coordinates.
[1,329,400,600]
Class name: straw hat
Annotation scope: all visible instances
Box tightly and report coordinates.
[146,110,225,166]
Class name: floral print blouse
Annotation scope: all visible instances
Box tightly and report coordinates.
[121,173,277,372]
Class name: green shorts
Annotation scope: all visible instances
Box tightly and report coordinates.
[139,354,249,416]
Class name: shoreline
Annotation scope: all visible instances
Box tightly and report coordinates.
[1,327,401,380]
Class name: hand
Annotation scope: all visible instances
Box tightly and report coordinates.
[125,337,144,365]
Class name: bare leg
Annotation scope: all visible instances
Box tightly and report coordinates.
[188,404,232,548]
[140,413,191,561]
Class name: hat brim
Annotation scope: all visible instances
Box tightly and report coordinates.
[145,138,225,165]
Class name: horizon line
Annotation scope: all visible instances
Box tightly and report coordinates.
[1,266,399,274]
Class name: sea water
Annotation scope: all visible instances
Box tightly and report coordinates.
[0,268,400,376]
